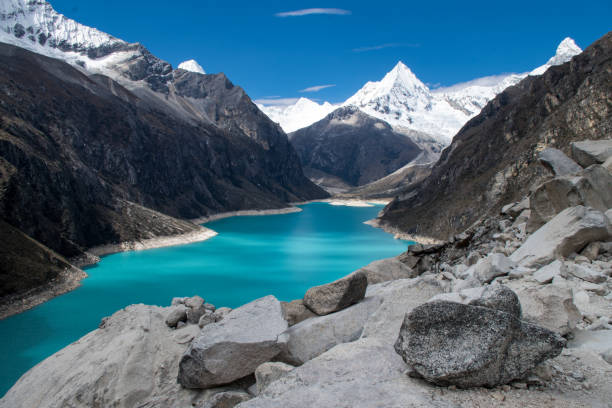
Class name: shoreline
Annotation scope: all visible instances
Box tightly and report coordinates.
[364,218,444,245]
[191,206,302,225]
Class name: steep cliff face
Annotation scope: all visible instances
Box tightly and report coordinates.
[379,32,612,240]
[0,43,326,260]
[289,107,422,188]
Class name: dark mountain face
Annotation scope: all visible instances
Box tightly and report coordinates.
[379,32,612,241]
[0,43,327,258]
[289,107,422,187]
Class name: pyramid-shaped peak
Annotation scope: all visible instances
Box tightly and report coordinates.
[555,37,582,56]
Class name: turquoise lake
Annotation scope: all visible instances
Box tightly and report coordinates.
[0,202,410,397]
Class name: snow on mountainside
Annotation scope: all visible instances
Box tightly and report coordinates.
[257,98,337,133]
[178,59,205,74]
[261,38,581,139]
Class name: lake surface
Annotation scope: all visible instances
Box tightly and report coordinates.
[0,202,410,397]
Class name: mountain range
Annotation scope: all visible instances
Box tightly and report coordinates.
[259,38,582,143]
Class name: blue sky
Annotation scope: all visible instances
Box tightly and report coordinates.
[50,0,611,104]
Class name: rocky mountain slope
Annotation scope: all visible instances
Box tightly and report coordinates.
[289,107,422,188]
[3,140,611,407]
[378,31,611,241]
[0,0,327,304]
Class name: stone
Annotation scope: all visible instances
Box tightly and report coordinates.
[508,282,581,336]
[573,290,590,312]
[601,349,612,365]
[468,285,522,318]
[466,252,480,266]
[254,362,294,395]
[303,271,368,315]
[187,306,208,324]
[461,253,516,284]
[452,276,481,292]
[571,140,612,168]
[0,305,210,408]
[204,303,216,312]
[394,300,566,387]
[581,242,601,260]
[199,391,251,408]
[603,156,612,172]
[165,305,188,327]
[215,307,232,318]
[171,297,187,306]
[178,295,288,389]
[184,295,205,309]
[280,299,316,326]
[567,263,607,283]
[357,257,417,284]
[510,206,610,268]
[176,321,187,329]
[539,147,583,176]
[533,260,566,284]
[198,311,223,328]
[580,281,607,295]
[527,165,612,232]
[502,197,530,219]
[279,296,382,365]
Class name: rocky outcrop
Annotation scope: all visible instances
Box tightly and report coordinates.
[538,147,582,176]
[178,296,288,389]
[302,271,368,315]
[510,206,610,267]
[280,300,316,326]
[357,257,418,284]
[571,140,612,167]
[394,292,565,387]
[379,31,612,240]
[289,106,422,188]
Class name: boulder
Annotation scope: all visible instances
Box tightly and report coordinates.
[571,140,612,168]
[279,296,382,365]
[171,297,187,306]
[178,295,288,389]
[166,305,188,328]
[394,300,565,387]
[510,206,610,267]
[533,260,567,284]
[303,271,368,315]
[199,391,251,408]
[508,282,581,335]
[185,295,205,309]
[527,165,612,232]
[358,257,417,284]
[567,263,607,283]
[430,285,521,318]
[0,305,212,408]
[603,156,612,172]
[501,197,530,219]
[539,147,582,176]
[198,311,224,328]
[187,306,208,324]
[280,299,316,326]
[254,362,294,395]
[460,253,515,284]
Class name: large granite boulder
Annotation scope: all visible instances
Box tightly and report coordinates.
[254,362,294,395]
[280,299,316,326]
[178,296,288,389]
[394,297,566,387]
[571,140,612,168]
[303,271,367,315]
[0,305,214,408]
[511,206,610,267]
[527,165,612,232]
[279,296,382,365]
[539,147,582,176]
[357,257,417,284]
[459,253,516,284]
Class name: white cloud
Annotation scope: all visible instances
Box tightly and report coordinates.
[275,8,351,17]
[254,98,300,106]
[433,73,518,93]
[352,43,419,53]
[299,84,336,93]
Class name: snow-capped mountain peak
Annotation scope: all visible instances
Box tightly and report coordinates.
[178,59,206,74]
[530,37,582,75]
[257,97,336,133]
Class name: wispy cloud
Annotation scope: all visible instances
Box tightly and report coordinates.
[352,43,420,53]
[299,84,336,93]
[275,8,351,17]
[254,98,300,106]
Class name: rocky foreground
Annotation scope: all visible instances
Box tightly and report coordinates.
[1,140,612,408]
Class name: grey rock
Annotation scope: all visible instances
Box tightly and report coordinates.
[198,311,224,328]
[466,251,480,266]
[178,295,288,388]
[603,156,612,172]
[501,197,530,219]
[568,263,607,283]
[394,300,566,387]
[254,362,294,395]
[204,303,216,312]
[165,305,188,328]
[461,253,516,284]
[358,257,417,285]
[279,296,382,365]
[199,391,251,408]
[187,306,208,324]
[581,242,601,260]
[215,307,232,318]
[601,349,612,365]
[469,285,522,318]
[533,260,567,284]
[510,206,610,267]
[280,299,316,326]
[452,276,481,292]
[571,140,612,168]
[303,271,368,315]
[171,297,187,306]
[185,295,205,309]
[539,147,583,176]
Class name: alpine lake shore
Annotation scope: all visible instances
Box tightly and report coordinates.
[1,141,611,407]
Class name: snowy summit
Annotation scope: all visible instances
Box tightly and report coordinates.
[178,59,206,74]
